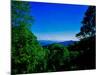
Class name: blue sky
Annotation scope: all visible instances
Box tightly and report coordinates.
[29,2,88,41]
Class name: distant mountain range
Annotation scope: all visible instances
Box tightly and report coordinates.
[58,40,76,46]
[38,40,76,46]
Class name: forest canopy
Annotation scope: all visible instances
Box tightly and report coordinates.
[11,1,96,74]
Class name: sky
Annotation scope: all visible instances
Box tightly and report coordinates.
[29,2,88,41]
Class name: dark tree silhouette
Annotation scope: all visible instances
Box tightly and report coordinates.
[76,6,96,39]
[74,6,96,69]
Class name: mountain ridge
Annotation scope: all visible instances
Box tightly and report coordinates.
[38,40,76,46]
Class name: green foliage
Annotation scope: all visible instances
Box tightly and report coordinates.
[11,1,33,27]
[12,24,47,73]
[12,1,96,74]
[44,43,70,71]
[11,1,47,74]
[70,51,80,59]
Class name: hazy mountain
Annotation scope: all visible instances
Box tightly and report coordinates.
[58,40,76,46]
[38,40,76,46]
[38,40,59,46]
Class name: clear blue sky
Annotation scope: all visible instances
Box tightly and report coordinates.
[29,2,88,41]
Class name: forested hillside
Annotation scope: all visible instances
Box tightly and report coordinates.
[11,1,96,74]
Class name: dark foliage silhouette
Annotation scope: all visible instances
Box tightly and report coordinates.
[68,6,96,69]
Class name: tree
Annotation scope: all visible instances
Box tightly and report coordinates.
[11,1,46,74]
[76,6,96,39]
[46,43,70,71]
[11,1,33,27]
[74,6,96,69]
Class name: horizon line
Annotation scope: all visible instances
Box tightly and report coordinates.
[37,39,79,41]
